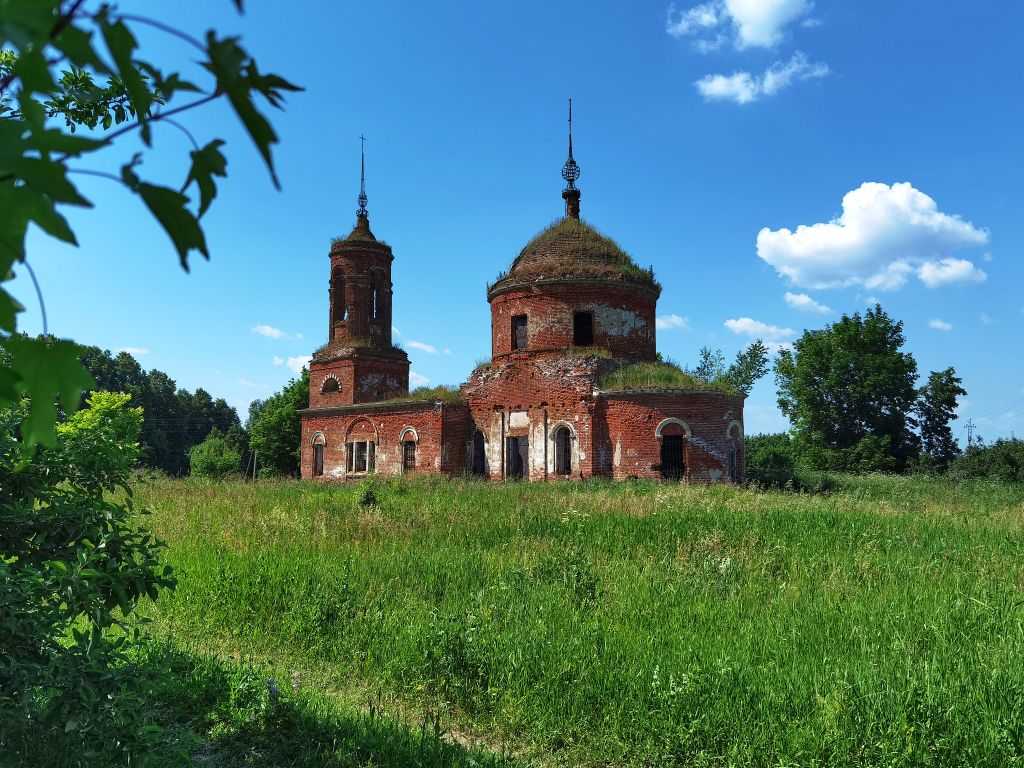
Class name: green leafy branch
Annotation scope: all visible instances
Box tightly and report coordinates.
[0,0,302,452]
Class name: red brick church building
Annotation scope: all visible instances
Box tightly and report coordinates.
[299,119,745,482]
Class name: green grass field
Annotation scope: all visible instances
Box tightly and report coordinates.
[136,474,1024,766]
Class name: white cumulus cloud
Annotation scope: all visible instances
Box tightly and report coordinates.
[252,324,302,341]
[409,371,430,387]
[917,257,988,288]
[928,319,953,332]
[286,355,312,373]
[724,317,794,341]
[757,182,989,291]
[119,346,150,355]
[668,0,813,50]
[696,52,828,104]
[784,291,832,314]
[406,340,439,354]
[656,314,692,331]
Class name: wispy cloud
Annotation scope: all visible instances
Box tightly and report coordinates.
[928,319,953,332]
[784,292,832,315]
[252,324,303,341]
[406,340,439,354]
[272,356,284,366]
[667,0,813,50]
[724,317,794,341]
[410,371,430,387]
[696,52,828,104]
[119,346,150,356]
[656,314,692,331]
[286,355,312,373]
[239,378,256,388]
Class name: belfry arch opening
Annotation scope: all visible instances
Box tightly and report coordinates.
[331,267,346,324]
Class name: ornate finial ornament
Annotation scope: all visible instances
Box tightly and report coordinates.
[561,99,581,219]
[357,133,368,219]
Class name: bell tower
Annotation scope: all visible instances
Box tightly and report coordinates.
[308,137,410,408]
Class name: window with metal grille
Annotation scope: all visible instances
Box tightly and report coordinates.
[512,315,527,350]
[573,312,593,346]
[403,440,416,472]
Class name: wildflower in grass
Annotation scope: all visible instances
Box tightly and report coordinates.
[266,678,279,701]
[291,668,301,692]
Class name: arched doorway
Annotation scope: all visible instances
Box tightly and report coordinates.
[656,419,690,481]
[553,426,572,476]
[311,433,326,477]
[471,430,487,476]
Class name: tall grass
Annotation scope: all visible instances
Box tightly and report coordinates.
[138,474,1024,766]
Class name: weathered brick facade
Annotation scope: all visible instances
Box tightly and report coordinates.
[299,158,744,483]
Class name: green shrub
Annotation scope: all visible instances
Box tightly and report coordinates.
[0,392,175,764]
[949,439,1024,483]
[745,432,835,493]
[189,428,242,478]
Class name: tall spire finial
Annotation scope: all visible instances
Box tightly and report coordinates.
[356,133,368,220]
[561,99,581,218]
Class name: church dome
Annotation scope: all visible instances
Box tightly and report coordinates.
[488,217,660,299]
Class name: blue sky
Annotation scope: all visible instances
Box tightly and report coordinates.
[14,0,1024,440]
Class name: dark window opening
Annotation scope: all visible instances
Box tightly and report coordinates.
[371,281,378,320]
[728,449,738,482]
[660,435,685,480]
[554,426,572,475]
[472,431,486,476]
[511,315,528,351]
[573,312,594,346]
[403,440,416,472]
[506,436,528,479]
[346,441,375,474]
[321,377,340,394]
[312,444,324,477]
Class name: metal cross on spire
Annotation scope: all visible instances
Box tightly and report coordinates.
[356,134,368,219]
[561,98,580,191]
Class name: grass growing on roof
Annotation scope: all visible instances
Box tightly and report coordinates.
[490,218,661,293]
[382,384,466,405]
[600,361,739,393]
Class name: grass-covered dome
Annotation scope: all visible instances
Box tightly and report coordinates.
[489,218,660,295]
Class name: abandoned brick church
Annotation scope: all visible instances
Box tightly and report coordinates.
[299,117,745,483]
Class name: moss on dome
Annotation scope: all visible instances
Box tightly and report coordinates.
[489,218,660,294]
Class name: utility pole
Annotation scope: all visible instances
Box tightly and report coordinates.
[965,419,975,448]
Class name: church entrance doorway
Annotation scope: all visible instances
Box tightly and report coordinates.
[660,436,685,480]
[506,436,528,480]
[472,431,487,476]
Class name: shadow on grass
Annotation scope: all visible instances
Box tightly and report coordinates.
[143,643,516,768]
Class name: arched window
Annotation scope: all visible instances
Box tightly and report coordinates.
[403,436,416,472]
[471,430,487,476]
[331,267,346,324]
[553,426,572,476]
[311,432,326,477]
[321,376,340,394]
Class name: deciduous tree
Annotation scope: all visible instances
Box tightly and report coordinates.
[775,305,919,472]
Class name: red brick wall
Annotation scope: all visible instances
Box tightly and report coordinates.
[308,354,409,410]
[461,355,609,481]
[301,402,444,479]
[488,281,657,362]
[595,391,745,482]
